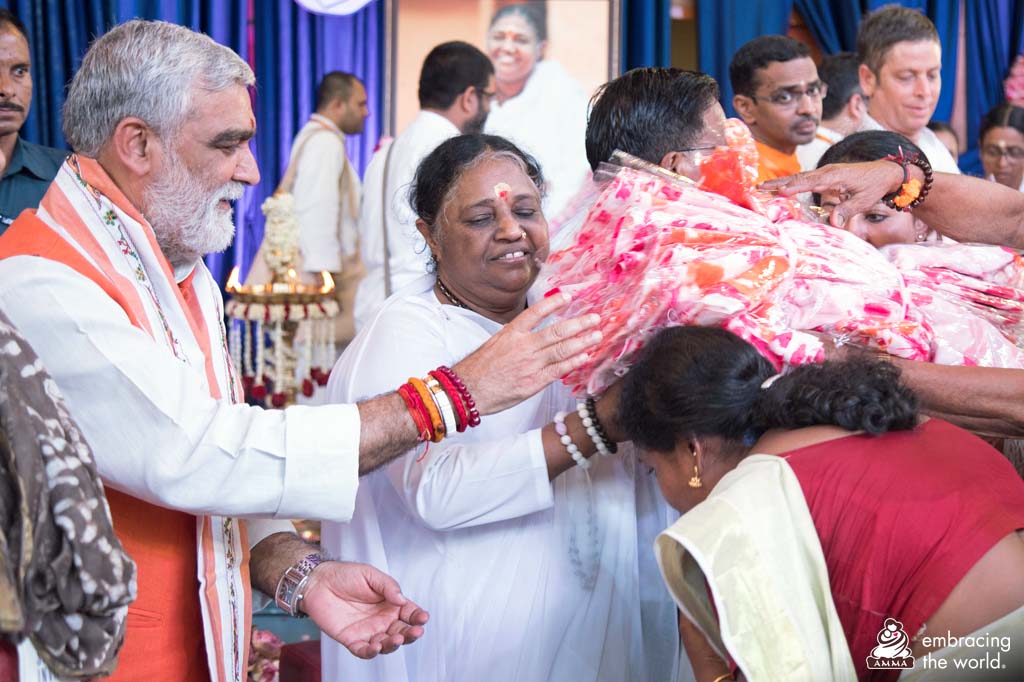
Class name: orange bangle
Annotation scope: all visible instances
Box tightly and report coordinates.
[409,377,445,442]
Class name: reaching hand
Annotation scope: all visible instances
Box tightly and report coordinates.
[301,561,429,659]
[760,160,906,228]
[454,292,602,415]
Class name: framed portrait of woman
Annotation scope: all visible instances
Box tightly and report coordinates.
[383,0,621,217]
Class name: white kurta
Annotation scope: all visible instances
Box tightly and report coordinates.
[485,60,592,220]
[354,111,460,330]
[0,256,361,523]
[797,126,844,171]
[290,114,361,272]
[322,276,679,682]
[860,113,961,174]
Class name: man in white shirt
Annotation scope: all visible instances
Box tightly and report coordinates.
[797,52,866,171]
[0,21,599,681]
[856,5,960,174]
[354,41,494,329]
[290,72,368,344]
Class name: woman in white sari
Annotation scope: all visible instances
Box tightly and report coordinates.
[320,134,679,682]
[483,3,591,219]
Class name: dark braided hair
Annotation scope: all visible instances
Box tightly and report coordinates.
[619,327,918,455]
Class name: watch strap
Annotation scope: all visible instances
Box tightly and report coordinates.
[274,552,329,617]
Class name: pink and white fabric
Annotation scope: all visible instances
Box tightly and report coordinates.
[541,161,1024,395]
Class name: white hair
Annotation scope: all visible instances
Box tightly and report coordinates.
[63,19,254,156]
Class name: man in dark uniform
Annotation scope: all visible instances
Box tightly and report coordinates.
[0,10,66,234]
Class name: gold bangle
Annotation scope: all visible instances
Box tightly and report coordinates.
[711,674,734,682]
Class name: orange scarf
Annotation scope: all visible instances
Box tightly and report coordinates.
[0,156,251,682]
[755,140,802,183]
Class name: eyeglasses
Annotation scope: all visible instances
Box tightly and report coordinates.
[678,145,717,154]
[981,145,1024,161]
[475,87,497,104]
[750,82,828,108]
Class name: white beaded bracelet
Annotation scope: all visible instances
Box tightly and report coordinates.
[554,411,590,469]
[577,400,612,456]
[426,377,459,436]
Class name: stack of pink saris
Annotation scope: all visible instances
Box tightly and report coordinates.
[542,126,1024,395]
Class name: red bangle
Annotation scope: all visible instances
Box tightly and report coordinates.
[430,370,468,432]
[436,365,480,427]
[398,383,433,442]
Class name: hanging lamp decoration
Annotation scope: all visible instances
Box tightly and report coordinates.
[224,194,340,408]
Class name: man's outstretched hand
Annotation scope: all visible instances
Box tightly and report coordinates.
[454,292,602,416]
[760,160,906,228]
[301,561,429,659]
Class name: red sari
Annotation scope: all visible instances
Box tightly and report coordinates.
[782,419,1024,681]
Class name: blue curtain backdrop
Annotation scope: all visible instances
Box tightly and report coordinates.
[241,0,383,281]
[6,1,250,150]
[622,0,671,69]
[792,0,863,55]
[696,0,794,116]
[6,0,112,148]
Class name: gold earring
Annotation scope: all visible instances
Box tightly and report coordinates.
[688,453,703,488]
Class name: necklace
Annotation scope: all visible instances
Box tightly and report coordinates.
[436,277,469,309]
[69,156,188,365]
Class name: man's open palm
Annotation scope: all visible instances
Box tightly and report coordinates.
[302,561,429,659]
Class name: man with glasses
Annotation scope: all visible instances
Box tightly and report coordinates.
[585,67,726,181]
[354,41,494,329]
[797,52,867,171]
[731,35,824,183]
[855,6,960,174]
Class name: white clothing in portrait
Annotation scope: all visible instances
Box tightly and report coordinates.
[485,60,592,220]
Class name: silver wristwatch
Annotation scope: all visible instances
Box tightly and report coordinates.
[274,552,329,617]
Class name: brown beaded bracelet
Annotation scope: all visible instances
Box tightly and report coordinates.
[585,397,618,454]
[881,147,933,212]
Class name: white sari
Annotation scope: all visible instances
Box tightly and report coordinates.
[321,276,679,682]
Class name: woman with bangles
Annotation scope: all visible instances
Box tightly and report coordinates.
[320,134,679,682]
[618,326,1024,681]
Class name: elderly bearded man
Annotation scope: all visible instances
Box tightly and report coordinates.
[0,20,599,682]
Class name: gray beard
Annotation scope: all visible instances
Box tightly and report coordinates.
[144,151,244,269]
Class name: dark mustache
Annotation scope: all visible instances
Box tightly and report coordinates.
[0,102,24,112]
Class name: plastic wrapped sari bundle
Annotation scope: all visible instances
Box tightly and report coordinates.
[883,242,1024,367]
[541,159,1024,396]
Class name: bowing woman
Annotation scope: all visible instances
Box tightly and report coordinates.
[618,326,1024,681]
[320,134,679,682]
